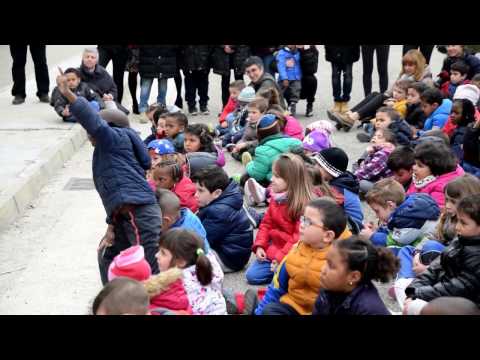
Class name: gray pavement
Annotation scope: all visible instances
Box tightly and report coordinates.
[0,45,446,314]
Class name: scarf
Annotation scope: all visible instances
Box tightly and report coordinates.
[412,173,437,189]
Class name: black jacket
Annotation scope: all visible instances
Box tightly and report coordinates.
[324,45,360,64]
[250,46,279,57]
[180,45,212,72]
[249,72,286,109]
[50,82,104,118]
[330,171,360,194]
[212,45,250,77]
[79,64,118,100]
[389,119,413,146]
[405,235,480,305]
[299,45,319,75]
[462,125,480,167]
[439,50,480,85]
[138,45,179,79]
[405,103,426,129]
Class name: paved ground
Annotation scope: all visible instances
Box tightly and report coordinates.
[0,45,446,314]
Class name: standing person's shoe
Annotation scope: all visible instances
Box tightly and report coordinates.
[38,94,50,103]
[289,103,297,116]
[200,106,210,116]
[139,112,149,124]
[188,105,198,116]
[331,112,355,132]
[241,151,253,166]
[326,101,342,121]
[12,96,25,105]
[306,103,314,117]
[175,98,183,109]
[245,178,266,206]
[132,103,140,115]
[340,101,349,114]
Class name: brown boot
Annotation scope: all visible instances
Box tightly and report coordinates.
[330,112,355,131]
[340,102,350,114]
[326,101,343,122]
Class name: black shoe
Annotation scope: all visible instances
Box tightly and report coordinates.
[132,103,140,115]
[306,103,313,117]
[356,133,372,143]
[200,106,210,115]
[38,94,50,103]
[12,96,25,105]
[243,289,259,315]
[188,106,198,116]
[289,103,296,116]
[175,98,183,109]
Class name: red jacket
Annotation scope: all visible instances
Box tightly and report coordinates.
[173,176,199,213]
[252,195,300,263]
[149,279,192,314]
[443,108,480,138]
[219,96,238,124]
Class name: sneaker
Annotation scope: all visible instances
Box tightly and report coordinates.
[356,133,372,143]
[289,103,297,116]
[139,112,149,124]
[243,289,259,315]
[241,151,253,166]
[243,204,261,229]
[38,94,50,103]
[12,96,25,105]
[245,178,266,205]
[306,103,313,117]
[200,106,210,115]
[188,106,198,116]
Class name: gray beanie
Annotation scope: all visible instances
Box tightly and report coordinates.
[453,84,480,106]
[99,109,130,128]
[238,86,256,103]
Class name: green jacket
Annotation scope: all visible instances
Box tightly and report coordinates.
[246,133,303,182]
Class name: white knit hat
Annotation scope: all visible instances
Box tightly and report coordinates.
[453,84,480,106]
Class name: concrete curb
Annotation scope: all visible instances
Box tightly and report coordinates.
[0,124,87,231]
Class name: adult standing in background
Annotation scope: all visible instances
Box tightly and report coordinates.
[298,45,319,117]
[402,45,435,64]
[251,46,279,77]
[97,45,130,104]
[361,45,390,97]
[9,44,50,105]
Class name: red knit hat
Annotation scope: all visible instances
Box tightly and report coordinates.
[108,245,152,282]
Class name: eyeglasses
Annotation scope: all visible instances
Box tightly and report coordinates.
[300,216,327,230]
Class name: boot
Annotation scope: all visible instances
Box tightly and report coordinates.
[340,101,349,114]
[326,101,342,122]
[330,112,355,132]
[306,102,313,117]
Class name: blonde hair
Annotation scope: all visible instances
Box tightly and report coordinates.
[273,153,314,219]
[400,49,427,81]
[365,178,405,207]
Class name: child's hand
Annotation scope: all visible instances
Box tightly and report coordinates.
[255,248,267,261]
[56,67,69,95]
[221,121,228,129]
[233,143,246,153]
[282,80,289,88]
[412,253,428,275]
[103,93,114,101]
[270,260,278,272]
[98,225,115,251]
[62,107,70,117]
[359,222,376,241]
[384,99,395,107]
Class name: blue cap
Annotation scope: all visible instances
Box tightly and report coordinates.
[258,114,278,130]
[147,139,176,155]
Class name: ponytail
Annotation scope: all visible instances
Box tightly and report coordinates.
[336,237,399,284]
[195,248,213,286]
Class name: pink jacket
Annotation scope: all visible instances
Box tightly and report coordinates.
[407,165,465,208]
[283,115,304,140]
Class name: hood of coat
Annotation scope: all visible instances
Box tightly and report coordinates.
[210,179,243,211]
[330,171,360,194]
[389,193,440,231]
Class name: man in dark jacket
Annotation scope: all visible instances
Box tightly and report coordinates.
[97,45,130,103]
[192,165,253,273]
[299,45,319,117]
[244,56,287,109]
[55,68,162,285]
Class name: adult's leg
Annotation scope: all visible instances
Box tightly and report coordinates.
[157,77,168,106]
[402,45,419,55]
[419,45,435,64]
[198,70,210,108]
[139,77,154,113]
[376,45,390,94]
[261,302,299,315]
[10,45,28,98]
[342,63,353,102]
[353,92,387,119]
[361,45,375,96]
[262,54,275,77]
[331,62,342,102]
[111,49,129,103]
[350,92,380,112]
[184,70,196,108]
[301,74,317,104]
[98,47,112,68]
[288,80,301,104]
[29,45,50,97]
[128,71,139,113]
[221,72,231,107]
[245,259,274,285]
[174,69,183,108]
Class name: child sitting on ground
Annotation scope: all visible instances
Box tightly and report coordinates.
[217,80,246,136]
[383,79,411,119]
[222,86,256,147]
[268,104,304,140]
[164,112,189,153]
[246,153,314,285]
[184,124,225,175]
[51,67,103,123]
[386,146,415,191]
[192,165,253,273]
[405,82,428,132]
[361,178,440,255]
[254,198,347,315]
[403,194,480,314]
[440,61,470,99]
[313,236,399,315]
[462,110,480,177]
[302,128,332,155]
[449,98,477,162]
[416,88,453,137]
[146,138,177,168]
[442,84,480,138]
[143,104,180,145]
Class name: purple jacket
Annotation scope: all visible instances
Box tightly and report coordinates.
[355,144,394,182]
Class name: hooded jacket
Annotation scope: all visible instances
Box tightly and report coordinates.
[276,47,302,81]
[299,45,319,75]
[354,143,395,182]
[197,180,253,271]
[171,208,209,250]
[329,172,364,228]
[389,119,413,146]
[419,98,453,134]
[172,177,198,213]
[283,115,304,140]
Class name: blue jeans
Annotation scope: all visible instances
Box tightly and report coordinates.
[397,240,446,279]
[139,77,168,113]
[245,259,274,285]
[462,162,480,178]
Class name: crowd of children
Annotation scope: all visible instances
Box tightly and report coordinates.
[51,45,480,316]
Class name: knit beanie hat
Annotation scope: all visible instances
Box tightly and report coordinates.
[313,147,349,178]
[306,120,335,135]
[303,129,331,153]
[107,245,152,282]
[238,86,256,103]
[257,113,280,140]
[100,109,130,128]
[453,84,480,106]
[147,139,176,155]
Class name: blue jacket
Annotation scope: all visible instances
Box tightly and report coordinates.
[329,172,364,228]
[313,282,391,315]
[197,180,253,271]
[169,132,185,153]
[276,47,302,81]
[420,98,452,134]
[370,193,440,248]
[70,97,156,223]
[171,208,210,252]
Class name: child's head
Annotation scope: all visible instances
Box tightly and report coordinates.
[392,80,411,101]
[446,45,465,58]
[472,73,480,89]
[453,84,480,107]
[184,124,214,153]
[413,142,457,180]
[456,194,480,238]
[107,245,152,282]
[229,80,246,100]
[237,86,256,106]
[147,103,167,123]
[375,107,400,130]
[92,277,150,315]
[365,178,406,222]
[147,139,176,164]
[371,128,396,146]
[417,130,450,146]
[313,147,349,182]
[153,108,170,137]
[387,146,415,185]
[164,112,188,139]
[152,160,183,191]
[258,86,282,108]
[444,174,480,216]
[156,188,181,232]
[157,228,212,286]
[272,153,314,219]
[191,165,229,208]
[256,113,281,141]
[450,61,469,85]
[64,68,82,90]
[320,236,399,292]
[421,297,480,315]
[247,98,269,124]
[300,198,347,249]
[420,88,444,117]
[401,50,426,79]
[303,129,331,155]
[407,82,429,105]
[305,120,335,136]
[451,98,476,127]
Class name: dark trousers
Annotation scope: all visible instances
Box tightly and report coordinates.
[331,62,353,102]
[262,302,300,315]
[351,92,388,120]
[98,47,129,103]
[174,69,183,108]
[402,45,435,64]
[361,45,390,96]
[221,70,244,107]
[10,44,50,98]
[184,70,210,108]
[128,71,139,113]
[98,203,162,285]
[300,74,317,104]
[280,80,301,105]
